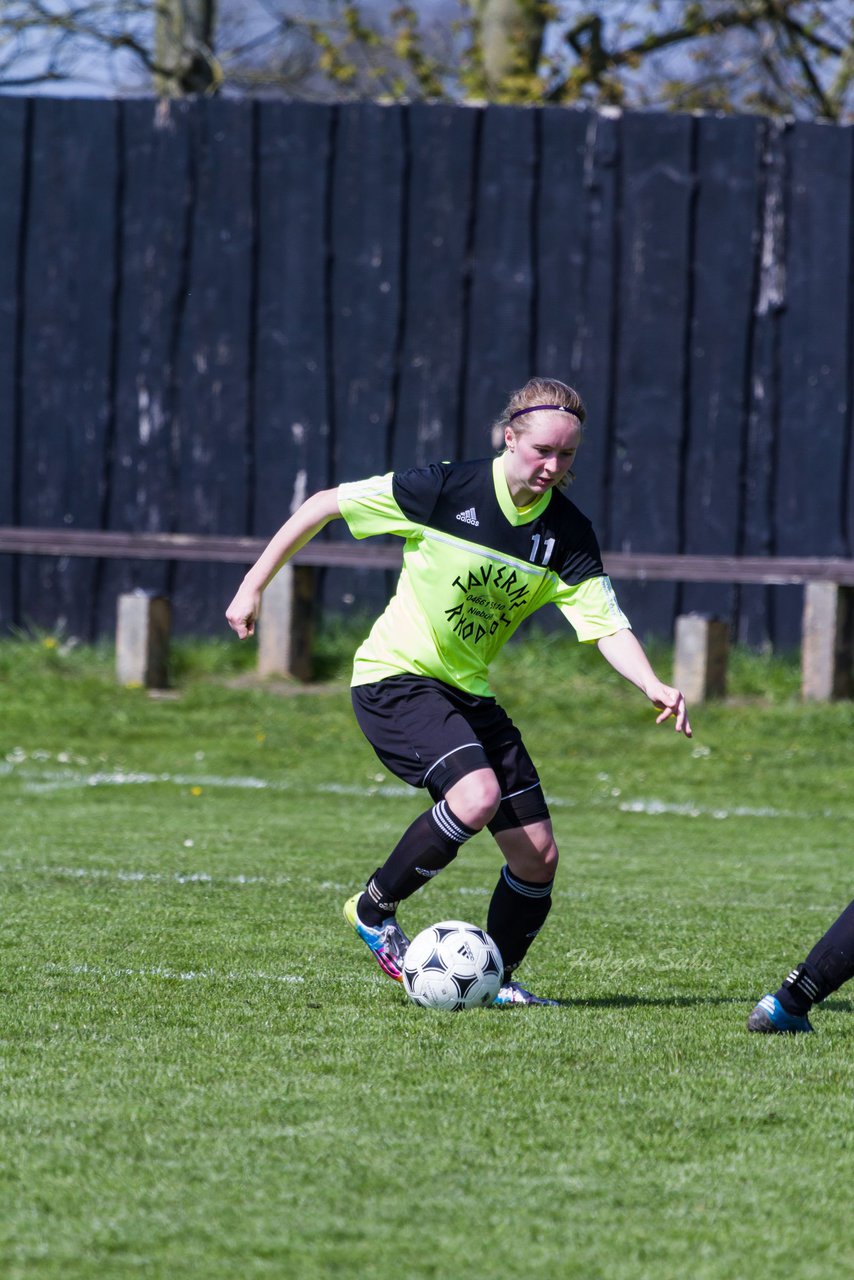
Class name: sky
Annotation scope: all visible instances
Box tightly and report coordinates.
[1,1,671,99]
[3,1,850,117]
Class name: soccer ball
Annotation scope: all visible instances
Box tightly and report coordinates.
[402,921,503,1011]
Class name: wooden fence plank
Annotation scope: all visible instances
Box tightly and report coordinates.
[18,98,119,639]
[391,103,479,471]
[170,99,255,635]
[250,101,335,627]
[96,99,197,631]
[739,120,788,647]
[253,101,334,537]
[462,105,538,456]
[681,115,763,626]
[328,102,405,482]
[535,107,589,382]
[535,106,608,569]
[774,121,854,645]
[0,97,28,629]
[561,110,620,541]
[325,102,406,619]
[610,112,695,638]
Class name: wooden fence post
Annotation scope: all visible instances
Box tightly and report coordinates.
[673,614,729,703]
[116,592,171,689]
[257,564,315,681]
[801,582,853,701]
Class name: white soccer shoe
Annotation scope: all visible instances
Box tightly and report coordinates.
[493,980,558,1007]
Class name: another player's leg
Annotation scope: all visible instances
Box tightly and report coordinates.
[748,897,854,1033]
[488,816,559,1007]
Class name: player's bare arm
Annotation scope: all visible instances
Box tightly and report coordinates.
[596,627,692,737]
[225,487,342,639]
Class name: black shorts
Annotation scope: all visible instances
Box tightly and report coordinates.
[351,675,550,833]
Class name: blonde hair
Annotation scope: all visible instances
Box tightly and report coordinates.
[491,378,586,483]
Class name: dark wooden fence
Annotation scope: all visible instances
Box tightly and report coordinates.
[1,96,852,645]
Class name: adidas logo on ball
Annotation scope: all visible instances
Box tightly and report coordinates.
[402,921,503,1012]
[455,507,479,527]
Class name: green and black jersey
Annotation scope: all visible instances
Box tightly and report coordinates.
[338,455,629,697]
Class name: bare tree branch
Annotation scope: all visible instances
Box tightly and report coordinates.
[0,0,850,121]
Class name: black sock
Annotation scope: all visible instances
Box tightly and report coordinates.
[487,865,553,982]
[776,898,854,1015]
[358,800,479,925]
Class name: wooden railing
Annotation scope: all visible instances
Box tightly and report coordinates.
[0,528,851,700]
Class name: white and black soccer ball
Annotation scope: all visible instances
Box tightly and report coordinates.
[402,920,503,1011]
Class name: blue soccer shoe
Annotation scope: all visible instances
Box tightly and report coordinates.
[343,893,410,982]
[747,994,814,1034]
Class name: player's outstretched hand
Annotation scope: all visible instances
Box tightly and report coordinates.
[651,685,692,737]
[225,582,261,639]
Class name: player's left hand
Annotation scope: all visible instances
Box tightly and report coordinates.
[651,686,692,737]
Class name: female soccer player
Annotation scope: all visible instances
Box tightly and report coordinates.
[748,897,854,1033]
[226,377,692,1005]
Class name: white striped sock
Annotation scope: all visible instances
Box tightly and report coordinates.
[501,865,553,898]
[432,799,475,845]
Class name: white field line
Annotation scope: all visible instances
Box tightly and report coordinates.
[616,798,802,819]
[1,863,484,900]
[0,861,356,893]
[42,960,304,984]
[17,768,414,800]
[0,863,291,887]
[0,758,821,820]
[39,961,390,990]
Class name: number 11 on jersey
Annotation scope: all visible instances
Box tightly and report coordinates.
[530,534,555,566]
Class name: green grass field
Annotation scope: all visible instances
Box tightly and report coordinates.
[2,627,853,1279]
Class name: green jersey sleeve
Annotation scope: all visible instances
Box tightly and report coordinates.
[550,574,631,642]
[338,472,432,541]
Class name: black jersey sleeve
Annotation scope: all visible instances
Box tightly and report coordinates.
[391,463,448,526]
[556,517,605,586]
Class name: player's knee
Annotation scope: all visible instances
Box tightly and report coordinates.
[505,829,559,883]
[447,772,502,830]
[540,839,559,879]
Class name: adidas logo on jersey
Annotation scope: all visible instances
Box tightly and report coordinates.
[455,507,479,527]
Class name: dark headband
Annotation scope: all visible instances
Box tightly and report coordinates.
[508,403,580,422]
